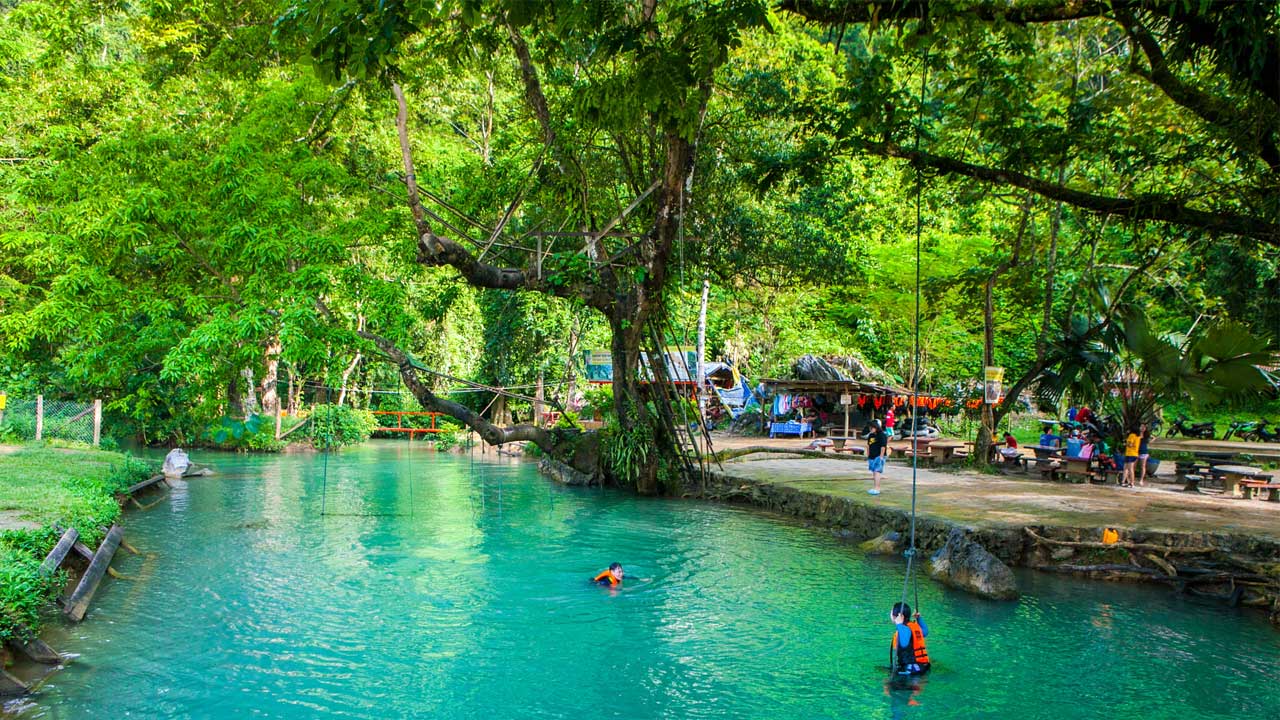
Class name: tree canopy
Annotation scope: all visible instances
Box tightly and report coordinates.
[0,0,1275,485]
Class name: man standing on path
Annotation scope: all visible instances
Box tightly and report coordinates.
[867,420,888,495]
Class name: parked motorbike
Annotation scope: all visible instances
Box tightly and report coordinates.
[1255,419,1279,443]
[1166,415,1215,439]
[1223,418,1259,441]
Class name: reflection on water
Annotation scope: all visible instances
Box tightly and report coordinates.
[10,442,1279,719]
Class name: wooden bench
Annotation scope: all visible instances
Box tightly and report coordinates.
[1238,480,1280,502]
[1050,458,1094,483]
[1094,467,1124,485]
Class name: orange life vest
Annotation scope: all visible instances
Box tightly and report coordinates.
[593,570,620,586]
[891,621,931,670]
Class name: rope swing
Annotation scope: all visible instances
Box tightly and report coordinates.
[893,22,930,674]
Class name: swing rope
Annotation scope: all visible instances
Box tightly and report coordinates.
[899,21,930,618]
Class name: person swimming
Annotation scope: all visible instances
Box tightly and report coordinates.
[890,602,930,675]
[591,562,625,587]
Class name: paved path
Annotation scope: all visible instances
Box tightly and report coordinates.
[709,434,1280,540]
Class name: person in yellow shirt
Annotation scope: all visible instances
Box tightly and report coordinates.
[1122,426,1141,487]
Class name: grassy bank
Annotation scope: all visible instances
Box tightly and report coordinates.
[0,444,151,642]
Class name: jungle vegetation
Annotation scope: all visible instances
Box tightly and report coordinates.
[1,1,1276,490]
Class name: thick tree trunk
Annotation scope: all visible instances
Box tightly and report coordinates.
[975,195,1032,463]
[259,338,281,417]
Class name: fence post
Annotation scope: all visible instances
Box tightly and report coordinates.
[93,399,103,447]
[35,395,43,441]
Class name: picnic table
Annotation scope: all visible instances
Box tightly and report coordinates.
[927,441,967,465]
[1051,456,1095,483]
[1214,464,1270,498]
[1025,444,1063,479]
[828,434,858,450]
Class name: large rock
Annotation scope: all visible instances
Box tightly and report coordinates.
[792,355,851,382]
[162,448,190,478]
[859,531,903,555]
[539,457,596,486]
[927,529,1020,600]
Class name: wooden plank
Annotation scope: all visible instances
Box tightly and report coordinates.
[72,541,95,561]
[64,525,124,622]
[10,635,61,664]
[125,474,165,495]
[38,527,79,576]
[0,669,28,697]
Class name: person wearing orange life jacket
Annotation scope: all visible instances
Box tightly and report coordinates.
[890,602,930,675]
[592,562,625,587]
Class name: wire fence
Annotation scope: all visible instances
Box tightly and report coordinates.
[0,395,102,445]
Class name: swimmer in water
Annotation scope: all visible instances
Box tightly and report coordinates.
[591,562,624,587]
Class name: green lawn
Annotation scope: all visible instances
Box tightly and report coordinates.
[0,444,151,641]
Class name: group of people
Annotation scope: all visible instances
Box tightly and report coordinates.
[591,563,932,677]
[1035,420,1154,487]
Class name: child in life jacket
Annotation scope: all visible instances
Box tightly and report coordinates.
[592,562,625,587]
[890,602,931,675]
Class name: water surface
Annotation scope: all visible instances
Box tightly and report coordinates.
[12,442,1279,718]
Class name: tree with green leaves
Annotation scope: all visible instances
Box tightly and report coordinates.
[281,0,775,491]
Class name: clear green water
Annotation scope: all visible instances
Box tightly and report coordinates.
[10,441,1279,719]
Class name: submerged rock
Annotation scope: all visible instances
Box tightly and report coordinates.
[860,531,903,555]
[539,457,596,486]
[927,529,1020,600]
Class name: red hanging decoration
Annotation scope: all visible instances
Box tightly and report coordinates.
[873,396,884,409]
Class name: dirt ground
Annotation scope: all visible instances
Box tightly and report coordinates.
[708,433,1280,541]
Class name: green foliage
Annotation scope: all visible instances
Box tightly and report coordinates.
[579,385,615,421]
[0,446,151,642]
[602,418,654,488]
[431,416,471,451]
[309,403,376,450]
[202,415,285,452]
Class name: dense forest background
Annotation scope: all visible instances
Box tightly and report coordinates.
[1,1,1276,458]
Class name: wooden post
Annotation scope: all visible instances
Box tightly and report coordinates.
[35,394,43,441]
[535,372,544,427]
[39,527,79,576]
[0,669,28,697]
[92,399,102,446]
[64,525,124,622]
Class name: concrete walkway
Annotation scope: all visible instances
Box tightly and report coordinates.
[708,434,1280,541]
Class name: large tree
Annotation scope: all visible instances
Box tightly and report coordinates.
[282,0,773,491]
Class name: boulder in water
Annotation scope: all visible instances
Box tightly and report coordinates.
[162,448,191,478]
[927,529,1020,600]
[859,531,903,555]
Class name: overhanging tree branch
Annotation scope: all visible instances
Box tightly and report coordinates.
[857,139,1280,243]
[1115,9,1280,172]
[779,0,1113,25]
[390,82,612,309]
[357,328,560,451]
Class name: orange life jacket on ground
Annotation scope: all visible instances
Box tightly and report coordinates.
[891,621,931,672]
[593,570,620,586]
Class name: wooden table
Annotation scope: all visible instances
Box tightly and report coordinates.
[927,441,966,465]
[1057,457,1095,483]
[829,436,855,450]
[1214,464,1267,497]
[1025,445,1063,479]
